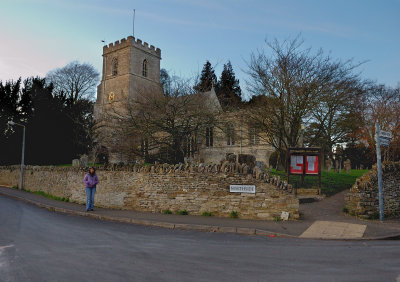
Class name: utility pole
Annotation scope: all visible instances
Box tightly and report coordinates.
[8,121,25,190]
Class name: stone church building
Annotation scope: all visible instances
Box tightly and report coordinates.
[94,36,274,167]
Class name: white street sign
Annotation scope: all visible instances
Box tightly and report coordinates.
[230,185,256,194]
[380,139,390,147]
[379,130,392,139]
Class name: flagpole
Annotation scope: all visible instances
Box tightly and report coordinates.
[133,9,136,38]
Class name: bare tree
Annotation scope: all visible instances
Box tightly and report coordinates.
[246,36,364,167]
[305,66,365,160]
[354,84,400,161]
[47,61,100,103]
[97,76,218,164]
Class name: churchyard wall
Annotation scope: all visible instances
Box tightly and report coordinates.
[0,163,299,220]
[345,162,400,219]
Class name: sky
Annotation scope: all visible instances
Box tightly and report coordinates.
[1,0,399,99]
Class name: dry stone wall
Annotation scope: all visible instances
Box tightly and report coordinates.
[345,162,400,219]
[0,163,299,220]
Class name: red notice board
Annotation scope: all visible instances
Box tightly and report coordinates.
[288,147,321,194]
[305,155,318,174]
[290,155,303,174]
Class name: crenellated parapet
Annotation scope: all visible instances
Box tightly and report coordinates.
[103,36,161,58]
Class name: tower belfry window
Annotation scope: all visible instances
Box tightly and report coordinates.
[112,58,118,76]
[142,59,148,77]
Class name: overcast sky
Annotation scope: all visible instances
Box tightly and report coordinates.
[1,0,399,99]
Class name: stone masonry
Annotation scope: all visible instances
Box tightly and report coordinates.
[0,163,299,220]
[345,161,400,219]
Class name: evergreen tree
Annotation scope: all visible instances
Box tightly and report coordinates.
[216,61,242,108]
[0,78,24,164]
[23,77,73,164]
[0,75,95,165]
[194,60,217,92]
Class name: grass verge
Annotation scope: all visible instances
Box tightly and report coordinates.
[270,169,369,196]
[22,188,70,202]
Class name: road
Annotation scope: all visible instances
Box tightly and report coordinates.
[1,196,400,282]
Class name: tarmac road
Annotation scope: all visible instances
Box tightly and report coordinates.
[1,195,400,282]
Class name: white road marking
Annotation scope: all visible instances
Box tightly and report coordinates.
[0,245,14,251]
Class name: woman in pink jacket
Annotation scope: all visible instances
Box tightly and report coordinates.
[83,167,99,212]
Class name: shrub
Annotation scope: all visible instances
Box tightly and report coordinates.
[369,212,380,220]
[162,209,172,214]
[229,211,238,218]
[201,211,213,217]
[342,207,349,213]
[176,210,189,215]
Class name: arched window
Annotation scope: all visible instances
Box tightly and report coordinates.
[142,59,148,77]
[112,58,118,76]
[205,127,213,147]
[226,124,235,146]
[249,127,259,145]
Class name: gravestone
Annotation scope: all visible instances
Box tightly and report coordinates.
[238,154,256,168]
[255,161,266,171]
[72,159,80,167]
[344,159,351,173]
[335,159,340,173]
[226,153,237,163]
[80,154,89,167]
[325,157,332,172]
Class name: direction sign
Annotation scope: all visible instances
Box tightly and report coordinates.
[379,137,390,147]
[379,130,392,139]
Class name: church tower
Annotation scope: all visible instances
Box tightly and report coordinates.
[94,36,162,163]
[95,36,162,117]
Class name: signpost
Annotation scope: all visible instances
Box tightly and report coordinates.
[375,123,393,222]
[379,130,392,147]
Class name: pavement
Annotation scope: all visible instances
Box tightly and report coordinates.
[1,185,400,240]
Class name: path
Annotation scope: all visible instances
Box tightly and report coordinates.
[300,190,400,238]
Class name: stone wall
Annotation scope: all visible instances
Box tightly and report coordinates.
[345,162,400,219]
[0,163,299,220]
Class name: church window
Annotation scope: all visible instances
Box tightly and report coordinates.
[226,124,235,146]
[249,127,259,145]
[184,136,196,158]
[142,59,148,77]
[205,127,213,147]
[112,58,118,76]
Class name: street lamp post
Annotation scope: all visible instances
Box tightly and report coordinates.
[8,121,25,190]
